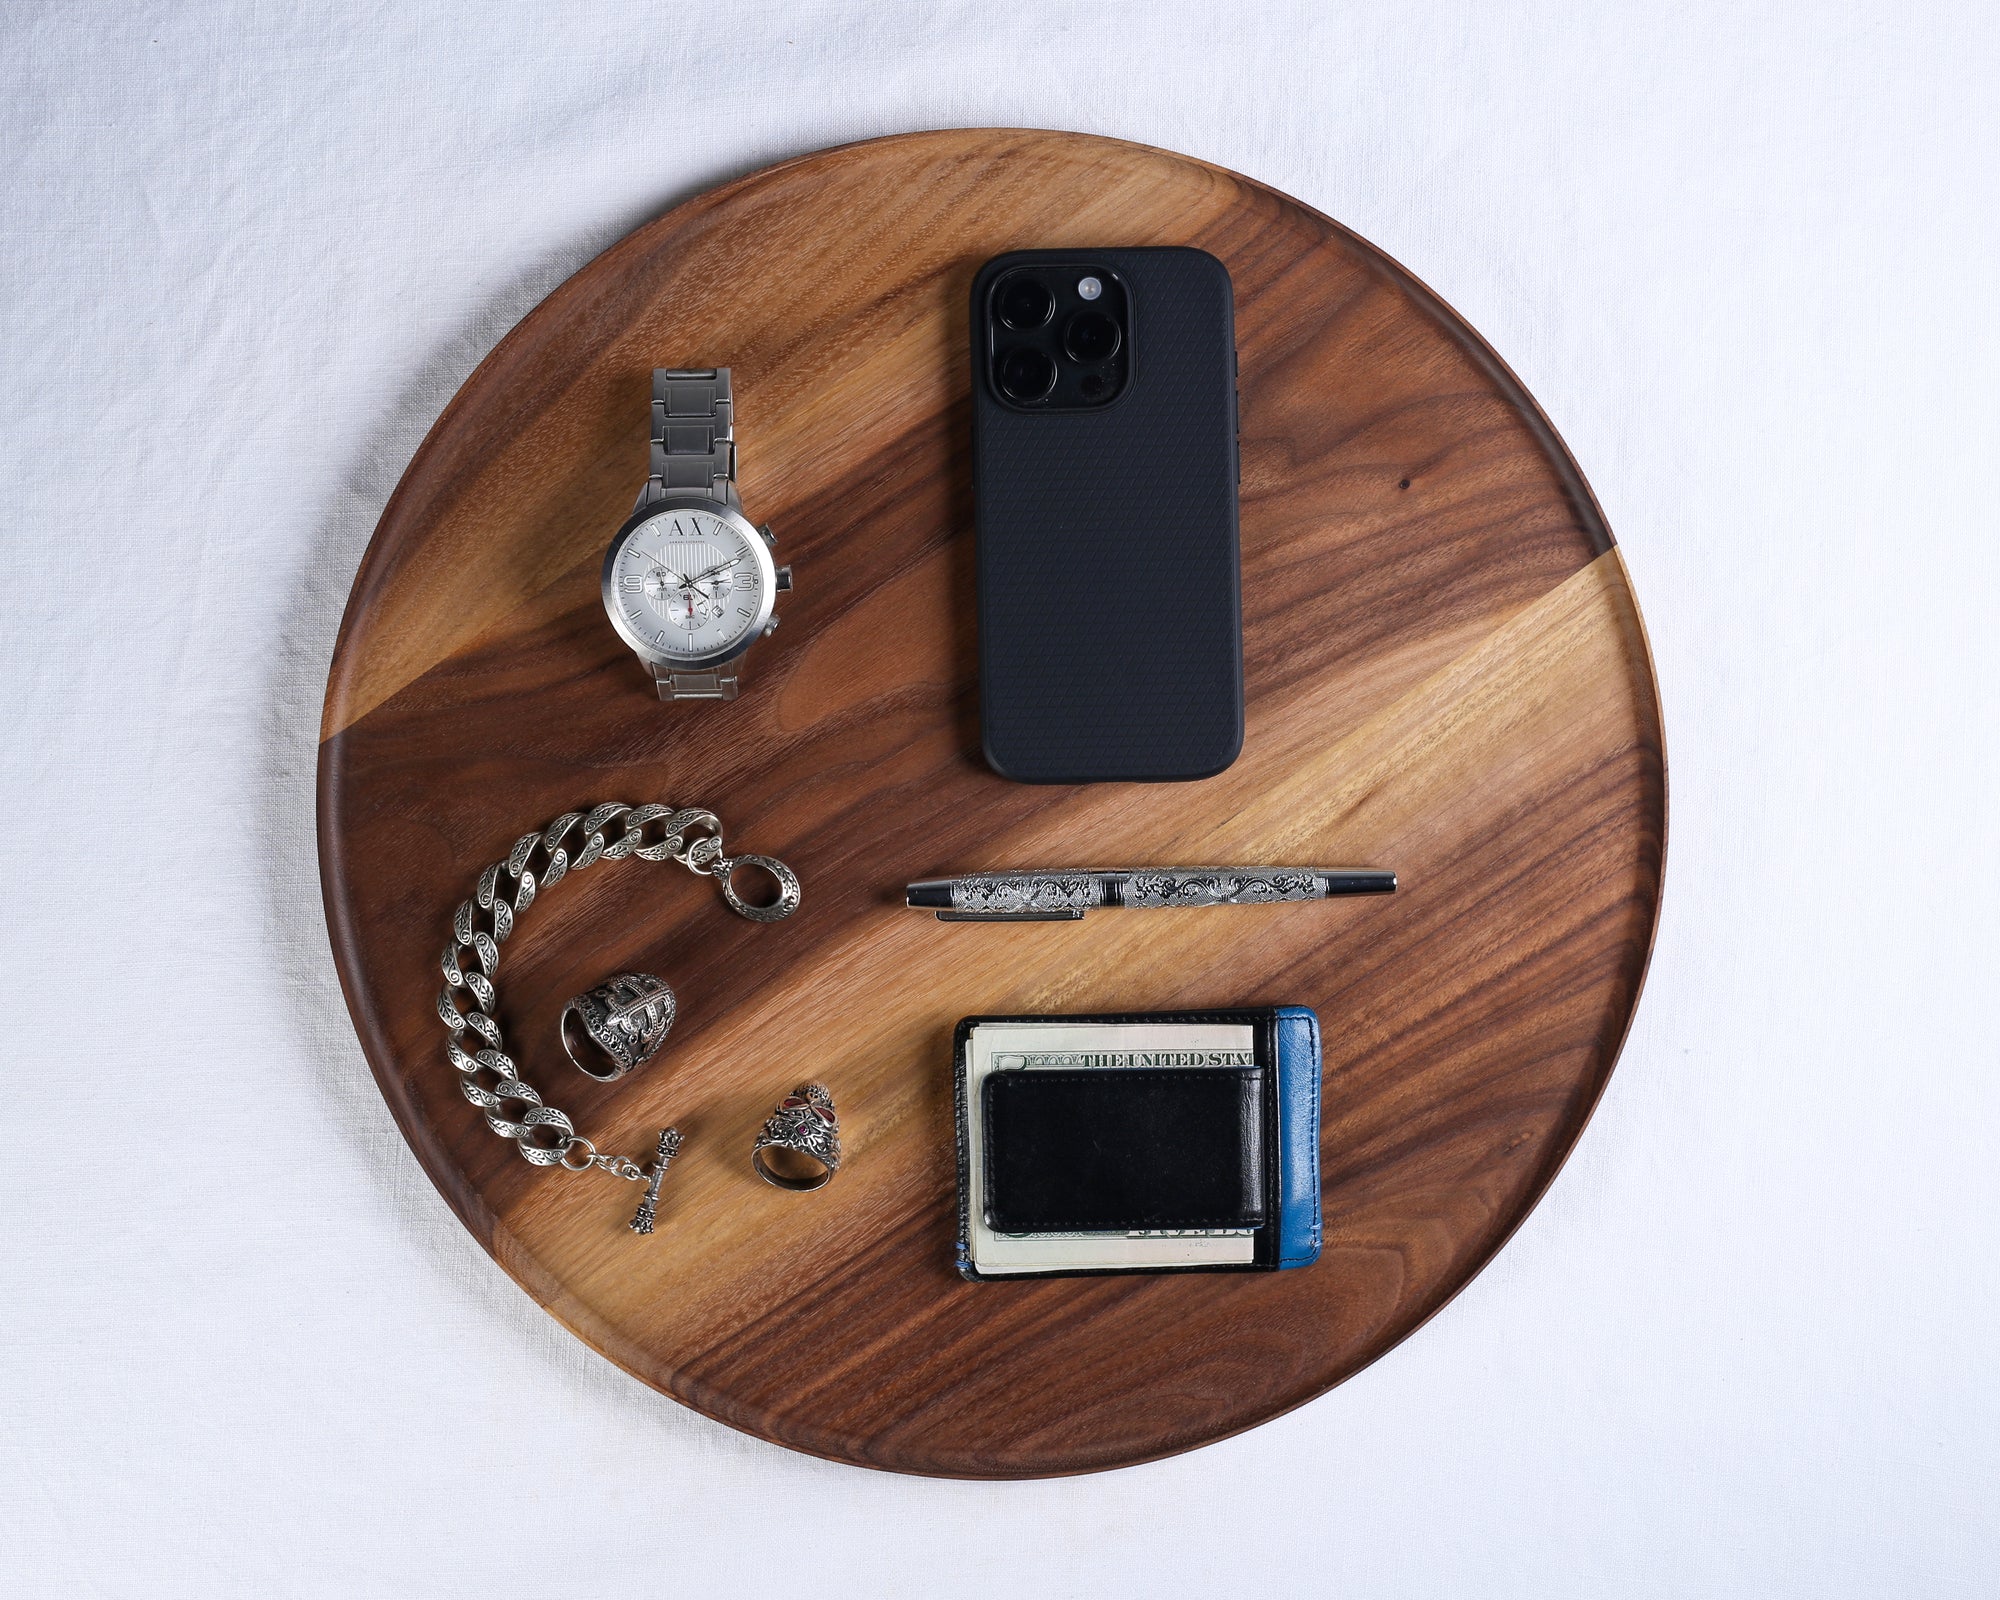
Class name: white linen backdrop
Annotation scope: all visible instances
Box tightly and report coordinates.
[3,3,1995,1595]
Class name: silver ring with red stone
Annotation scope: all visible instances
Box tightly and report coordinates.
[751,1083,842,1191]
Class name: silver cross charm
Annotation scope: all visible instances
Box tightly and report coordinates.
[629,1127,684,1235]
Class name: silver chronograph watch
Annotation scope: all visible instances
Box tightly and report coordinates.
[601,368,793,701]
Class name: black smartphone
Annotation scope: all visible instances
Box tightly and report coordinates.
[970,247,1241,783]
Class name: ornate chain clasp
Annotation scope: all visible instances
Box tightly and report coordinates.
[629,1129,685,1234]
[657,807,800,922]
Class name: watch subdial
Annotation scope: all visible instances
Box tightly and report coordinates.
[657,586,701,631]
[690,574,734,619]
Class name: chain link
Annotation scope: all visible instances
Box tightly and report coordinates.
[435,802,799,1180]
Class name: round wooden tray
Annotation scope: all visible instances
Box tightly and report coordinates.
[318,129,1665,1478]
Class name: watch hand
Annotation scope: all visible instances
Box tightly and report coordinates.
[687,553,744,585]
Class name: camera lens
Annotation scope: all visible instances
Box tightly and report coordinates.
[995,276,1054,330]
[1063,311,1121,363]
[995,346,1058,402]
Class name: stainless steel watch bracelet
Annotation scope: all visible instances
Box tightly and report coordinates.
[645,368,742,701]
[650,663,739,700]
[643,367,736,506]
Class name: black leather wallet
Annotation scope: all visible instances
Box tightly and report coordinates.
[983,1068,1266,1233]
[953,1008,1323,1280]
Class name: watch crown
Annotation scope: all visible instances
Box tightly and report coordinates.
[775,565,794,592]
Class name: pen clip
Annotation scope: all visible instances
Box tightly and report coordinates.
[935,909,1087,922]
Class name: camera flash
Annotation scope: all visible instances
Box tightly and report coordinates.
[1077,275,1103,301]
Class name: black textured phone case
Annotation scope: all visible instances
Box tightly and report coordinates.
[971,247,1242,783]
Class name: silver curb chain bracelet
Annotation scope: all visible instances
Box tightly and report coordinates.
[435,801,801,1231]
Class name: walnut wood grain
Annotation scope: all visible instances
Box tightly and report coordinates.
[317,129,1665,1478]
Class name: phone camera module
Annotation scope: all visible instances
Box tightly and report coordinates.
[995,346,1058,402]
[996,275,1055,330]
[1063,311,1122,364]
[985,262,1127,409]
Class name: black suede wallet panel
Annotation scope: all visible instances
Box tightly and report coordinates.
[982,1067,1266,1233]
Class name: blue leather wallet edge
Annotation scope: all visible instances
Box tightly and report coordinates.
[1272,1005,1323,1270]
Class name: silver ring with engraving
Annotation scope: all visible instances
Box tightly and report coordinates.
[559,973,677,1082]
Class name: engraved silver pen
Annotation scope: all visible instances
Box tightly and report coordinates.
[905,867,1396,922]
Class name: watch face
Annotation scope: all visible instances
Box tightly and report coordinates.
[607,506,769,663]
